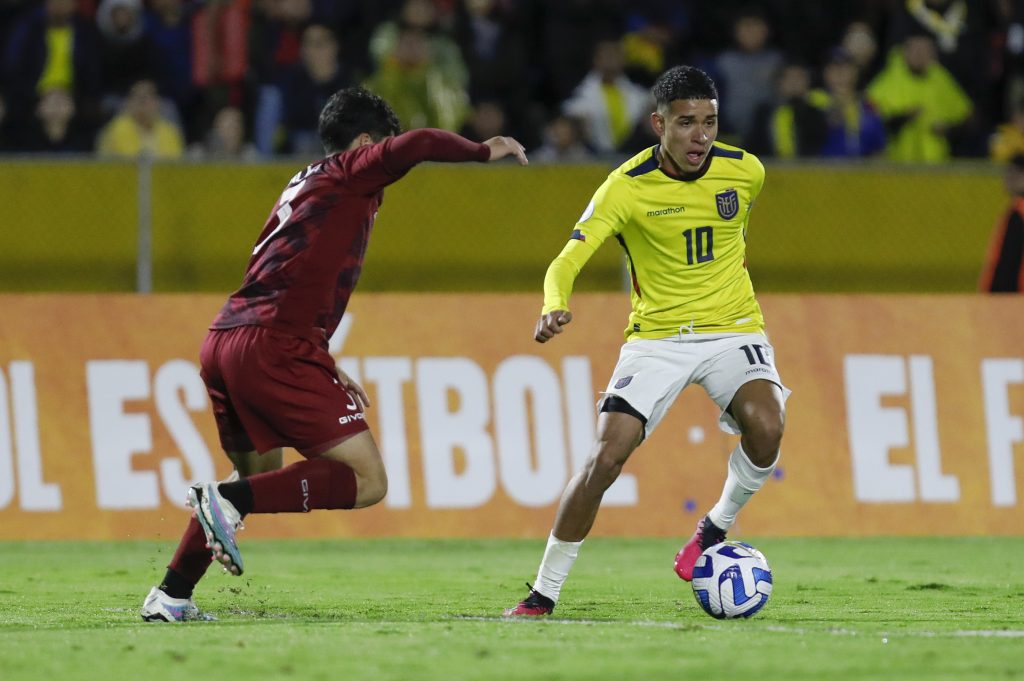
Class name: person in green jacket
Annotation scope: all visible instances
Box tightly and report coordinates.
[866,30,972,162]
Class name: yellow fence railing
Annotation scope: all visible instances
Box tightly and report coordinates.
[0,158,1005,293]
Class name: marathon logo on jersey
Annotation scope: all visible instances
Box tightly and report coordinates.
[716,188,739,220]
[646,206,686,217]
[571,229,586,242]
[614,375,634,389]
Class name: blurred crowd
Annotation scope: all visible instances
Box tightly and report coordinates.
[3,0,1024,163]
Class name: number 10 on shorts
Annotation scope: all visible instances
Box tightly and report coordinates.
[741,344,769,365]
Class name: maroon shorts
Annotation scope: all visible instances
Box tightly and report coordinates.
[199,325,369,457]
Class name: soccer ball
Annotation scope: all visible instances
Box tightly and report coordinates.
[691,540,773,619]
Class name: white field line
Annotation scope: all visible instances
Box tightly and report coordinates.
[452,616,1024,639]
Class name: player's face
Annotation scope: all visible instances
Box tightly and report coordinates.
[653,98,719,174]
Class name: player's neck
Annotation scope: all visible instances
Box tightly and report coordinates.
[657,145,711,181]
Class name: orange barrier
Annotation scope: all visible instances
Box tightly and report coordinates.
[0,293,1021,539]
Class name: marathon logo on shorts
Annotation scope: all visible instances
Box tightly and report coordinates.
[716,188,739,220]
[338,413,366,425]
[614,375,634,389]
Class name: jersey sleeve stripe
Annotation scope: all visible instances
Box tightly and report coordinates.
[614,234,643,298]
[712,145,744,159]
[626,148,660,177]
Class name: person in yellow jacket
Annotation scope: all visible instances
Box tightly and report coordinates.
[866,31,971,162]
[989,99,1024,163]
[96,79,184,159]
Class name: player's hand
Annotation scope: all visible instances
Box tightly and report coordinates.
[337,369,371,409]
[484,136,528,165]
[534,310,573,343]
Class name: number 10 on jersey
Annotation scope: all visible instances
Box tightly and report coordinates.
[683,227,714,265]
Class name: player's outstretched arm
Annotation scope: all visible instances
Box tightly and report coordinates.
[534,310,573,343]
[483,136,528,165]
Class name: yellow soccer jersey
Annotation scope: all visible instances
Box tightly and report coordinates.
[543,142,766,340]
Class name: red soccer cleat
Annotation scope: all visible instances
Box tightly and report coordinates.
[503,584,555,617]
[674,516,727,581]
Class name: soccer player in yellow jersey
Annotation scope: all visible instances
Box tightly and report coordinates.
[505,65,791,617]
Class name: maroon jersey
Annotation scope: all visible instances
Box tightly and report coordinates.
[211,129,490,342]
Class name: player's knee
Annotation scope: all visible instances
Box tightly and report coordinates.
[740,407,785,467]
[354,468,388,508]
[584,450,625,490]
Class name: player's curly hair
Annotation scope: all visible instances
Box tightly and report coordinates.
[318,86,402,154]
[652,66,719,110]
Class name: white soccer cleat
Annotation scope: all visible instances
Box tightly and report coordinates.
[187,482,245,576]
[140,586,216,622]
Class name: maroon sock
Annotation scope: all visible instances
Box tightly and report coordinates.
[248,458,357,513]
[164,517,213,594]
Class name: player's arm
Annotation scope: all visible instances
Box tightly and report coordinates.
[351,129,527,192]
[535,177,628,343]
[534,238,597,342]
[383,129,526,173]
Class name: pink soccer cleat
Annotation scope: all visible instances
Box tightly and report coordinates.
[674,516,727,581]
[503,584,555,617]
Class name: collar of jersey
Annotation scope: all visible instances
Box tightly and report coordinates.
[654,144,714,182]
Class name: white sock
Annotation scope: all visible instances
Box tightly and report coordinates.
[533,532,582,603]
[707,443,777,530]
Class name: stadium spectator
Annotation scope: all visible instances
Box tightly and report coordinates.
[532,113,592,163]
[140,85,528,622]
[990,98,1024,162]
[505,65,788,618]
[191,0,248,136]
[619,2,689,88]
[459,99,507,142]
[840,20,884,87]
[979,153,1024,292]
[249,0,311,86]
[368,0,468,93]
[530,0,624,108]
[143,0,196,137]
[96,78,184,158]
[278,23,351,155]
[364,23,469,131]
[188,104,258,160]
[0,1,1017,162]
[810,48,886,158]
[866,31,971,162]
[713,7,784,147]
[561,38,650,154]
[889,0,1001,156]
[95,0,154,106]
[452,0,533,146]
[17,86,92,152]
[2,0,101,124]
[748,62,827,159]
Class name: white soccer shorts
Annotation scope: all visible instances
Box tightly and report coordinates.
[599,333,791,438]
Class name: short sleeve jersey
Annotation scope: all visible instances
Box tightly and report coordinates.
[562,142,766,338]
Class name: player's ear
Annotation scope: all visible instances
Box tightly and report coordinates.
[650,111,665,137]
[346,132,374,150]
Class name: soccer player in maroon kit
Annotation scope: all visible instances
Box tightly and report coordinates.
[141,87,528,621]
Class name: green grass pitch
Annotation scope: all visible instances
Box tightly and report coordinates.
[1,537,1021,681]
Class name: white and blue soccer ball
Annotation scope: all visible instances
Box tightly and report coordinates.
[691,540,773,619]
